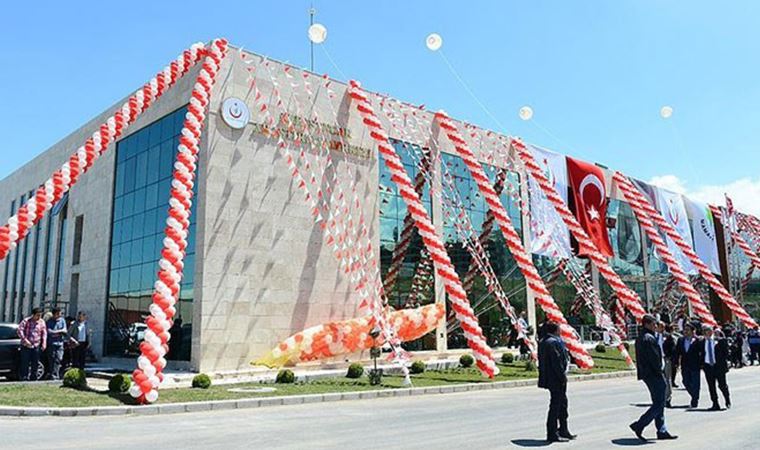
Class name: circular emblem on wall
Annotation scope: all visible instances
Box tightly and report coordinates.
[220,97,250,129]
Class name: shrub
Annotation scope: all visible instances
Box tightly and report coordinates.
[410,360,426,374]
[595,343,607,353]
[501,352,515,364]
[276,369,295,384]
[62,368,87,389]
[459,354,474,368]
[346,363,364,379]
[108,373,131,394]
[525,360,537,372]
[192,373,212,389]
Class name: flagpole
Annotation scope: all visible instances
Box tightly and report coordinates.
[309,6,316,72]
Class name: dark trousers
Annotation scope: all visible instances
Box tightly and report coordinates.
[72,342,88,369]
[19,346,42,381]
[634,375,667,433]
[670,359,679,385]
[46,345,64,380]
[703,365,730,407]
[750,345,760,365]
[546,386,569,439]
[682,367,701,406]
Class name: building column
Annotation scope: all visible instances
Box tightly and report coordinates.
[516,155,537,337]
[430,145,448,352]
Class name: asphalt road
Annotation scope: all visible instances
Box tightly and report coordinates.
[2,367,760,449]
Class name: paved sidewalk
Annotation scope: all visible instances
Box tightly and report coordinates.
[3,366,758,449]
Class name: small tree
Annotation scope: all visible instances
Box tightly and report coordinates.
[62,368,87,390]
[346,363,364,379]
[192,373,212,389]
[410,360,426,374]
[276,369,295,384]
[108,373,131,393]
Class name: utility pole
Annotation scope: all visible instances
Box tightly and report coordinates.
[309,5,316,72]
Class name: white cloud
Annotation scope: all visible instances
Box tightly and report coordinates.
[648,175,760,217]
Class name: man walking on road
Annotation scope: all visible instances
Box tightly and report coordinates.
[630,314,678,441]
[676,323,703,407]
[702,326,731,410]
[538,321,576,443]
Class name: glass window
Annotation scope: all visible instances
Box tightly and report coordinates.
[106,107,194,361]
[439,152,525,349]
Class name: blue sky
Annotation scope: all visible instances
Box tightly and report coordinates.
[2,1,759,212]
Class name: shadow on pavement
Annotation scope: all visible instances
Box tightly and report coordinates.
[686,407,723,413]
[510,438,551,447]
[629,403,651,408]
[611,438,654,446]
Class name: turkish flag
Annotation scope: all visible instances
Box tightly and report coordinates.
[566,156,614,257]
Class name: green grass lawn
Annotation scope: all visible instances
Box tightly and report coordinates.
[0,347,634,408]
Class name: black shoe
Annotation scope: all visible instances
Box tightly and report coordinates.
[546,435,569,443]
[690,401,699,408]
[726,402,732,409]
[629,423,646,442]
[665,401,672,408]
[558,431,577,440]
[709,404,721,411]
[672,383,680,388]
[657,432,678,440]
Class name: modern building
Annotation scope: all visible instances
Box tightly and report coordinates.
[0,44,756,372]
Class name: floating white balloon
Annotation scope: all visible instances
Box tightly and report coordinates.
[660,106,673,119]
[519,106,534,121]
[308,23,328,44]
[426,33,443,51]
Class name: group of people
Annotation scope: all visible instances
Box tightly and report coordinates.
[537,314,739,443]
[16,308,91,381]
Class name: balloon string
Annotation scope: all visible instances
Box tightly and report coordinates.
[438,50,507,134]
[320,44,349,81]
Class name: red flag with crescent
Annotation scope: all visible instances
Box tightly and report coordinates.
[566,156,614,257]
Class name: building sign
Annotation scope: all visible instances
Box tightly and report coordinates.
[220,97,250,129]
[251,113,371,159]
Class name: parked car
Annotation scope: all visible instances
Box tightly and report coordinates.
[0,323,44,380]
[0,323,20,379]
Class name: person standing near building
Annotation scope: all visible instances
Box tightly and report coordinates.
[45,308,67,380]
[747,327,760,365]
[17,307,47,381]
[630,314,677,441]
[537,321,576,443]
[68,311,90,369]
[702,326,731,410]
[676,323,703,408]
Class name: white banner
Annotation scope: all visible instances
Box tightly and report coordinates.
[655,187,697,274]
[528,145,571,258]
[683,196,721,274]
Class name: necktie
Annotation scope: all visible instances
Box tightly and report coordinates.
[707,340,715,365]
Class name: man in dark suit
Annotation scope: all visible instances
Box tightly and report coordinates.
[538,321,576,443]
[675,323,703,408]
[630,314,678,441]
[702,326,731,410]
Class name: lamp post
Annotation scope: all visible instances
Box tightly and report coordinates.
[369,325,382,385]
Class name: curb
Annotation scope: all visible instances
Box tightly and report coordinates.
[0,370,634,417]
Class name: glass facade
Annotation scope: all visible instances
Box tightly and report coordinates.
[378,141,434,350]
[106,107,194,361]
[440,153,524,348]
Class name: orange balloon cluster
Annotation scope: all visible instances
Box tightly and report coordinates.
[254,304,445,368]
